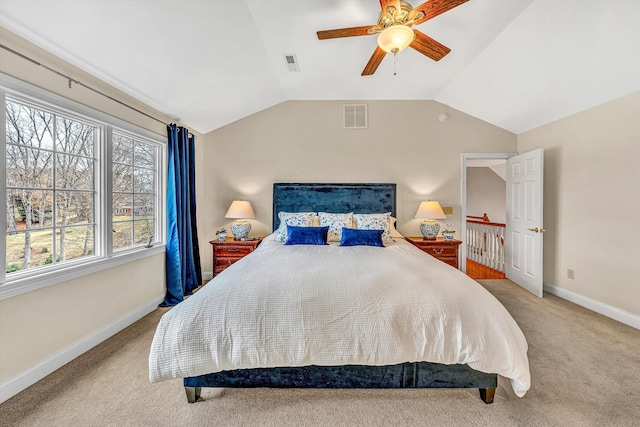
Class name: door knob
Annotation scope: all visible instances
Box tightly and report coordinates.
[527,227,545,233]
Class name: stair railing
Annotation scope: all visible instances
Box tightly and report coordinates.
[466,214,505,272]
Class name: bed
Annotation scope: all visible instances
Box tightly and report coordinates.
[149,183,530,404]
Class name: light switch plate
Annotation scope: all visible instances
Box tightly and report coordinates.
[442,206,453,215]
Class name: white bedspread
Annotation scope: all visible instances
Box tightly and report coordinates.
[149,235,530,397]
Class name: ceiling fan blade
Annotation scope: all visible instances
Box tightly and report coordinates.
[409,0,468,25]
[317,26,377,40]
[379,0,402,19]
[362,46,387,76]
[409,30,451,61]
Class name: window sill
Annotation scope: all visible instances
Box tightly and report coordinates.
[0,245,166,300]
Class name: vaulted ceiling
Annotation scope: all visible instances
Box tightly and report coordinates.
[1,0,638,135]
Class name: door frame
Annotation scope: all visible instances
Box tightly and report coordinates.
[460,152,516,273]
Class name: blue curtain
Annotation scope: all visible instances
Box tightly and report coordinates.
[161,124,202,306]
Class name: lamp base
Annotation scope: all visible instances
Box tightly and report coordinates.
[231,220,251,240]
[419,221,440,240]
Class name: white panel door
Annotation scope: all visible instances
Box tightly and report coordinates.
[505,148,544,297]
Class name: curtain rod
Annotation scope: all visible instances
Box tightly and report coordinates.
[0,43,169,128]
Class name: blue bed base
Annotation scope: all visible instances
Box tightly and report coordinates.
[184,362,497,403]
[184,183,497,404]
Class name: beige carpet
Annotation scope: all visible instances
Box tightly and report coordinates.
[1,280,639,427]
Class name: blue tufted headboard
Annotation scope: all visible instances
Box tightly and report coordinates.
[272,183,396,231]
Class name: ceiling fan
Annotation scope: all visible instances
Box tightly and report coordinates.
[317,0,468,76]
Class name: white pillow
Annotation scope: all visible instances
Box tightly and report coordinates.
[353,212,393,244]
[275,212,317,242]
[390,216,403,238]
[318,212,353,242]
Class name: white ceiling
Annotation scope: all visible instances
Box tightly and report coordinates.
[1,0,638,135]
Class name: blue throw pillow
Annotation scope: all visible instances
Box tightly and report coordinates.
[285,225,329,245]
[339,228,384,247]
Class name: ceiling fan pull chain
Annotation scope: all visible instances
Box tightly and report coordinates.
[393,53,398,76]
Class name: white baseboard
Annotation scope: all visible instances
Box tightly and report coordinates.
[544,282,640,330]
[0,295,164,404]
[203,271,213,280]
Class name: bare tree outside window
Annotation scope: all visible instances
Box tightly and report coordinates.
[3,82,164,287]
[5,100,96,274]
[112,133,157,251]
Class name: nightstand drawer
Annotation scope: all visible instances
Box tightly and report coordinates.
[423,246,457,257]
[214,245,254,257]
[214,256,244,272]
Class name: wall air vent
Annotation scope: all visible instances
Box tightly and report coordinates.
[283,54,299,72]
[343,104,367,129]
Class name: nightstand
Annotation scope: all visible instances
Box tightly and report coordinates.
[405,237,462,269]
[210,237,262,277]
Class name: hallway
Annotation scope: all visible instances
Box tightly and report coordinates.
[466,258,505,280]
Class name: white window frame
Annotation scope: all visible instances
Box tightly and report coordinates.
[1,73,166,300]
[110,128,161,253]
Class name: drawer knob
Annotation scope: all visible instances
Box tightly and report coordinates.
[432,249,444,255]
[228,260,233,266]
[227,248,240,252]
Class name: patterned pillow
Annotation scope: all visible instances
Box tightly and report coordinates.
[353,212,393,244]
[318,212,353,242]
[275,212,317,242]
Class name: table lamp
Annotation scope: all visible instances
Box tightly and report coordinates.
[225,200,255,240]
[415,200,446,240]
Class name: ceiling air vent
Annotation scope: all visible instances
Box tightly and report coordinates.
[343,104,367,129]
[283,54,299,72]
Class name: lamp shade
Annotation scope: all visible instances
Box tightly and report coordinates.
[414,201,446,219]
[224,200,255,219]
[377,25,414,54]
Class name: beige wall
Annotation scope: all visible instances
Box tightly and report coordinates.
[0,28,182,386]
[518,91,640,317]
[467,167,507,224]
[0,255,165,381]
[200,100,517,275]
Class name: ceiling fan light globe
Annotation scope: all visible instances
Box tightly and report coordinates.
[377,25,414,54]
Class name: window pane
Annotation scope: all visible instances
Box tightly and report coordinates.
[55,153,94,190]
[5,100,54,149]
[111,134,157,252]
[55,226,94,262]
[6,189,53,230]
[134,219,154,246]
[5,229,54,273]
[134,167,154,193]
[6,145,53,188]
[112,221,132,250]
[112,192,133,220]
[55,116,94,156]
[133,194,154,220]
[113,163,132,192]
[113,134,133,165]
[55,191,94,226]
[134,142,154,169]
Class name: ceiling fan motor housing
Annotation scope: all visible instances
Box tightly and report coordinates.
[378,1,420,29]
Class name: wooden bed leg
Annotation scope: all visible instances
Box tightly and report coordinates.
[479,387,495,404]
[185,386,201,403]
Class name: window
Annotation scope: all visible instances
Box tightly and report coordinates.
[1,74,165,298]
[5,100,98,274]
[112,132,158,251]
